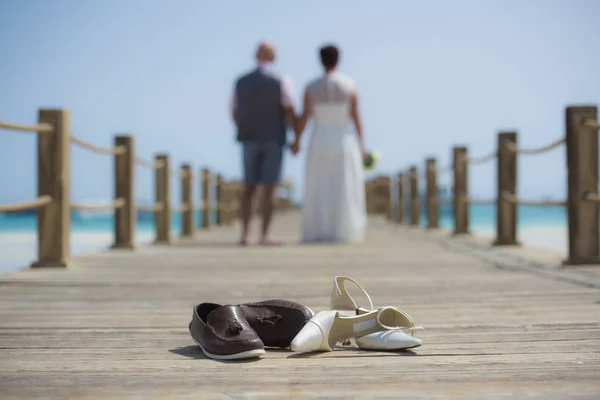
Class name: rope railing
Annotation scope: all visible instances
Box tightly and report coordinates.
[367,104,600,265]
[583,118,600,129]
[170,203,192,213]
[137,203,165,212]
[172,168,190,178]
[134,155,165,169]
[194,202,215,211]
[504,136,566,155]
[0,195,53,213]
[71,198,126,211]
[582,192,600,204]
[0,120,54,133]
[0,108,295,268]
[464,151,497,165]
[466,198,496,205]
[502,192,566,207]
[70,136,126,155]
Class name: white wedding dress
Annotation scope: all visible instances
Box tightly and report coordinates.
[301,72,367,243]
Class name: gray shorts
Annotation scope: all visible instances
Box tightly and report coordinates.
[242,141,284,187]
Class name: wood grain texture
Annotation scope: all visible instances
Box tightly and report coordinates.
[1,212,600,399]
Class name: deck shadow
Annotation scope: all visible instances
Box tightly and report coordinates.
[172,241,247,249]
[168,345,262,364]
[173,240,299,249]
[286,348,419,359]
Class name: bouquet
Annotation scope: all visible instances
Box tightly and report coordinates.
[363,151,380,171]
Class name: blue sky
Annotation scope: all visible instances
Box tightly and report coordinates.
[1,0,599,205]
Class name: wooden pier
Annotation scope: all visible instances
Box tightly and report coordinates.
[1,212,600,399]
[2,105,600,398]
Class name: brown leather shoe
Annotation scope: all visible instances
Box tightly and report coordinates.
[235,300,314,348]
[189,303,265,360]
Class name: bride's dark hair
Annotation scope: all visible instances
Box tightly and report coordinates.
[319,45,339,69]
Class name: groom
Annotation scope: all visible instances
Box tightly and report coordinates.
[231,41,298,245]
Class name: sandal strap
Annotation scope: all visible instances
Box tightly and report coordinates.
[377,306,425,333]
[331,276,374,312]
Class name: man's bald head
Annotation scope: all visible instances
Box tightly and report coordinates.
[256,41,276,63]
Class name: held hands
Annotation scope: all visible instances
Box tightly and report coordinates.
[290,139,301,155]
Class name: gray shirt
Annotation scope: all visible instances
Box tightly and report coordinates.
[232,62,295,146]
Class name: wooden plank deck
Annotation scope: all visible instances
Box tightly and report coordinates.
[1,212,600,399]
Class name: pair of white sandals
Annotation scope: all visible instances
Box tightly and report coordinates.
[290,276,423,352]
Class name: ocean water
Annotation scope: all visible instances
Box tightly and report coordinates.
[0,205,567,275]
[0,210,214,233]
[429,204,566,230]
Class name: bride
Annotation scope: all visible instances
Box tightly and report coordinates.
[291,44,368,243]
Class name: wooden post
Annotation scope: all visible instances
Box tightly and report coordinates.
[180,164,193,237]
[227,183,234,224]
[409,166,419,226]
[494,132,519,246]
[111,135,135,249]
[222,182,230,225]
[215,174,223,226]
[383,176,392,219]
[31,109,70,268]
[370,179,376,215]
[565,105,599,265]
[364,180,370,214]
[426,158,439,229]
[200,168,210,229]
[396,173,404,223]
[154,154,171,244]
[453,146,469,234]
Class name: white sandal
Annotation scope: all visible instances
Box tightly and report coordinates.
[330,276,423,350]
[290,306,420,352]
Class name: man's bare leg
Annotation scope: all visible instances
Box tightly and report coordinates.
[259,183,280,244]
[239,185,256,245]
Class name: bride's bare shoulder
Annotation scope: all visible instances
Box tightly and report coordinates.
[305,76,325,90]
[334,73,357,90]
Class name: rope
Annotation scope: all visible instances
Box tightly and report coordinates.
[70,198,125,211]
[175,169,191,179]
[218,203,240,212]
[70,136,125,155]
[502,192,566,207]
[465,151,497,165]
[583,119,600,129]
[467,198,495,205]
[583,192,600,204]
[505,137,566,155]
[195,202,215,211]
[137,203,164,212]
[0,195,52,212]
[171,204,191,213]
[0,120,54,133]
[134,156,165,169]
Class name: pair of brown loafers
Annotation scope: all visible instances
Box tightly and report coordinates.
[189,300,314,360]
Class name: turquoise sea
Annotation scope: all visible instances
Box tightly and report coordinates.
[0,205,567,275]
[0,210,216,233]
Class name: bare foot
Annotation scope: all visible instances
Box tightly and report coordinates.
[259,236,282,246]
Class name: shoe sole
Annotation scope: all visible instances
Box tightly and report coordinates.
[357,342,422,351]
[341,337,423,351]
[193,339,265,360]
